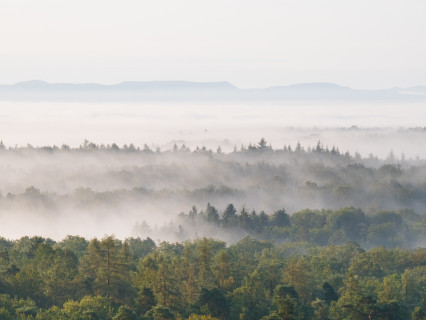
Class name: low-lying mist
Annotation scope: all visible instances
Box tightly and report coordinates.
[0,100,425,243]
[1,100,426,159]
[0,141,425,243]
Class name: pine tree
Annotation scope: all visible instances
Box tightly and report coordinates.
[82,236,132,302]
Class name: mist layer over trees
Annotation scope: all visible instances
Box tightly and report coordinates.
[2,100,426,159]
[0,139,425,243]
[0,139,425,319]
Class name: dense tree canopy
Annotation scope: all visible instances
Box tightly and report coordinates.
[0,228,425,319]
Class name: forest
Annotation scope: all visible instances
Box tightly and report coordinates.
[0,139,425,319]
[0,232,425,320]
[3,0,426,319]
[0,138,426,240]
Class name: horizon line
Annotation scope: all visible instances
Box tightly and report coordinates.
[2,79,425,91]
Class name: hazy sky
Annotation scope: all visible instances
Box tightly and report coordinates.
[1,0,425,89]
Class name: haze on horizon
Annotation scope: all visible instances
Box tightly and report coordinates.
[1,0,426,89]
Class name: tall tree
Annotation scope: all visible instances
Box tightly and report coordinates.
[222,204,237,228]
[283,257,314,305]
[205,203,220,225]
[82,236,132,303]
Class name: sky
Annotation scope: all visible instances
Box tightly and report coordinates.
[1,0,426,89]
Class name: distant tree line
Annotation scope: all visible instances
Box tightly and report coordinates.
[0,138,405,162]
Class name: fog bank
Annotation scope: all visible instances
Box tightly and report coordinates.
[0,145,425,241]
[0,101,426,158]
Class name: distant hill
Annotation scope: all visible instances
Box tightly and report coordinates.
[1,80,425,102]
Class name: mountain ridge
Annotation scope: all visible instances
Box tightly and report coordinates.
[1,80,425,102]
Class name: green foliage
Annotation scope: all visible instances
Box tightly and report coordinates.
[54,235,89,258]
[63,295,114,319]
[311,298,330,320]
[136,287,157,315]
[412,306,425,320]
[186,315,220,320]
[232,272,269,320]
[271,209,291,228]
[270,284,301,320]
[145,305,174,320]
[81,236,134,303]
[196,287,230,319]
[321,282,338,305]
[283,257,314,304]
[0,234,425,319]
[205,203,220,225]
[178,204,425,249]
[222,204,237,228]
[113,305,138,320]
